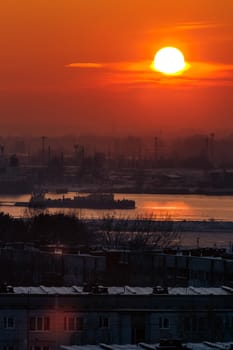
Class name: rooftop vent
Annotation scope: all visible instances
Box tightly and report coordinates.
[153,286,168,295]
[0,284,14,293]
[156,339,187,350]
[83,284,108,294]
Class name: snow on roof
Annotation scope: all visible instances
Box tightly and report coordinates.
[170,287,231,296]
[60,346,140,350]
[61,346,102,350]
[60,343,233,350]
[11,285,233,296]
[186,342,233,350]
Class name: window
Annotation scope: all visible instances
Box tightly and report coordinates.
[68,317,75,331]
[159,317,170,329]
[198,317,208,331]
[29,317,36,331]
[183,317,191,332]
[99,316,109,328]
[3,317,15,329]
[44,317,50,331]
[30,347,50,350]
[190,316,197,331]
[76,317,84,331]
[29,317,50,331]
[215,316,223,330]
[231,316,233,330]
[225,316,230,329]
[64,316,84,331]
[37,317,43,331]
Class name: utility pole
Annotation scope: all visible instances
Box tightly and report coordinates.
[41,136,47,165]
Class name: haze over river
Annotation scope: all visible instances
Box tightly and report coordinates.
[0,192,232,221]
[0,193,233,248]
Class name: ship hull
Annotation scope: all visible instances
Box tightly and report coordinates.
[15,198,135,210]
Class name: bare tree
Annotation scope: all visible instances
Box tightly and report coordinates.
[98,213,182,250]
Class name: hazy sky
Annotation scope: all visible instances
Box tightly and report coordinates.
[1,0,233,135]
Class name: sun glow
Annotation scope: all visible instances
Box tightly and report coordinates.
[153,47,186,75]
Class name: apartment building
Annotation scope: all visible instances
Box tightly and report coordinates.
[0,285,233,349]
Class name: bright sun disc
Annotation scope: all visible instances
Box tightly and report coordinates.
[153,47,186,75]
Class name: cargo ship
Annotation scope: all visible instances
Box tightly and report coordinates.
[15,192,136,210]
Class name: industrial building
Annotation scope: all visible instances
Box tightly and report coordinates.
[104,250,233,287]
[1,246,233,288]
[0,246,105,285]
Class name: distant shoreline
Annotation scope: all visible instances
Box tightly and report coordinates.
[67,187,233,196]
[3,186,233,196]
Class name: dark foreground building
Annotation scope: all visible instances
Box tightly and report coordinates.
[0,285,233,349]
[104,250,233,287]
[2,246,233,288]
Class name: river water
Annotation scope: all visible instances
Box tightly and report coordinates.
[0,192,232,221]
[0,193,233,248]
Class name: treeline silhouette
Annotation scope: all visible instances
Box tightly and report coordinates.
[0,212,90,245]
[0,212,180,249]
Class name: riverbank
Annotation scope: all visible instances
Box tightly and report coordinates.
[85,217,233,232]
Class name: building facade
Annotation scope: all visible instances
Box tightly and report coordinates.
[0,247,105,286]
[0,286,233,349]
[104,250,233,287]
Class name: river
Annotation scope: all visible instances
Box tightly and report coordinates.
[0,192,232,221]
[0,193,233,248]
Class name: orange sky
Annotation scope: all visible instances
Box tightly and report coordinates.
[1,0,233,135]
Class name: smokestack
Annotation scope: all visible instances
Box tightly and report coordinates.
[154,136,159,163]
[210,132,215,166]
[41,136,47,164]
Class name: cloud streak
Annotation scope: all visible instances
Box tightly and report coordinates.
[65,59,233,88]
[174,21,227,31]
[144,21,229,36]
[65,63,103,68]
[65,61,152,72]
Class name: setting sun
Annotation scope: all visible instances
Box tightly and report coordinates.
[153,47,186,75]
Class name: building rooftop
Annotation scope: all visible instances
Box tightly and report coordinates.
[60,342,233,350]
[61,347,139,350]
[7,285,233,296]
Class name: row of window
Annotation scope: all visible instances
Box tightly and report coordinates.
[2,315,231,333]
[160,316,233,331]
[0,315,167,331]
[30,316,108,331]
[183,316,232,331]
[2,316,108,331]
[64,316,109,331]
[64,316,84,331]
[29,317,50,331]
